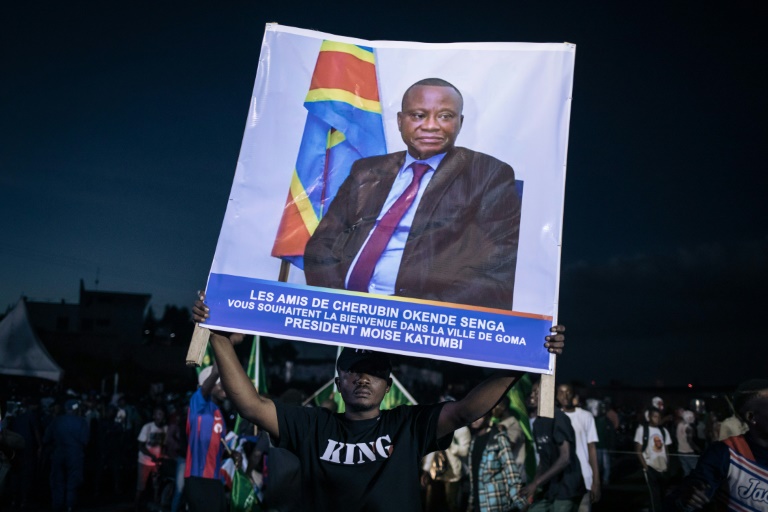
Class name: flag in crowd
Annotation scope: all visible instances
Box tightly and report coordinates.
[230,463,261,512]
[505,373,537,481]
[270,40,388,269]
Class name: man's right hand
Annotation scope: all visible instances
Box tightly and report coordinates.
[193,289,280,439]
[193,291,244,345]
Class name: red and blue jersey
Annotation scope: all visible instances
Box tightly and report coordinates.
[184,388,226,479]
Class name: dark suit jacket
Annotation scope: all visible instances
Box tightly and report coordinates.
[303,146,521,310]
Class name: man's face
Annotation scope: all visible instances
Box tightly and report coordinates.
[527,382,540,413]
[649,410,661,427]
[744,390,768,440]
[336,366,390,413]
[212,383,227,403]
[397,85,463,160]
[153,408,165,426]
[556,385,573,410]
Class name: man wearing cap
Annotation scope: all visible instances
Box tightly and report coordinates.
[193,295,563,512]
[182,362,228,512]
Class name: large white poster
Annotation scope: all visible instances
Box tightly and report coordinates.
[202,24,575,373]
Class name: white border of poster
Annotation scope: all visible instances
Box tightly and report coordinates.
[203,24,575,374]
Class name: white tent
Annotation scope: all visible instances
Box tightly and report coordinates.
[0,300,62,381]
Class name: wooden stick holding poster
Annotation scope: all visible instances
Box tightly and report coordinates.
[539,364,556,418]
[186,324,210,367]
[195,25,574,414]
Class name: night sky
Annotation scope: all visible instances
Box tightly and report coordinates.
[3,2,766,387]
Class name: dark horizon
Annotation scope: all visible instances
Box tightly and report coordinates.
[3,2,765,387]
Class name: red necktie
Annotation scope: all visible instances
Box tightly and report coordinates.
[347,163,430,292]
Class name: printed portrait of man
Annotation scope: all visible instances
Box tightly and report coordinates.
[303,78,522,310]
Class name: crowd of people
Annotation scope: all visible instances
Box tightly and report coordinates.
[0,360,764,512]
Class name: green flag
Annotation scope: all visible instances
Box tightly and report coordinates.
[230,468,260,512]
[506,374,536,482]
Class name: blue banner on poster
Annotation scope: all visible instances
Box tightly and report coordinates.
[204,273,553,372]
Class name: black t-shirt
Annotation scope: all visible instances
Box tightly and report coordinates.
[275,401,450,512]
[532,409,586,500]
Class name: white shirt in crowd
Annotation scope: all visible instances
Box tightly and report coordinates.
[137,421,167,467]
[563,407,599,489]
[634,424,672,472]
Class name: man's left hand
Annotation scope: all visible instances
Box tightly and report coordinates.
[544,325,565,354]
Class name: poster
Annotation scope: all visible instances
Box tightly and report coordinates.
[203,24,575,373]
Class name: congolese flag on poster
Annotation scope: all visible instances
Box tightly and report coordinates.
[271,40,387,269]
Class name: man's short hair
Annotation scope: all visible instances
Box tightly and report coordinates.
[402,78,464,110]
[733,379,768,417]
[647,406,661,416]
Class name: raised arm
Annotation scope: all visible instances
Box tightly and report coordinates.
[436,326,565,439]
[192,295,279,440]
[437,370,521,439]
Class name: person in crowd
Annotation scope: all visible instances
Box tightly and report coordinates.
[675,408,698,477]
[422,423,470,512]
[116,394,142,488]
[135,405,168,511]
[492,394,527,469]
[97,403,126,497]
[193,292,564,512]
[44,399,90,512]
[183,363,228,512]
[0,405,26,502]
[635,406,672,512]
[467,411,528,511]
[556,384,600,511]
[7,397,42,508]
[586,399,615,487]
[646,396,674,429]
[665,379,768,511]
[718,395,749,441]
[165,403,188,512]
[522,379,585,512]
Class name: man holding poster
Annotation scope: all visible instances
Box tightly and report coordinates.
[193,295,564,512]
[304,78,521,311]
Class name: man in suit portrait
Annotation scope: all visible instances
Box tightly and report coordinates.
[303,78,521,310]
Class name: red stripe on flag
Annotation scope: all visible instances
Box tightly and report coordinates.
[271,191,313,258]
[310,51,380,101]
